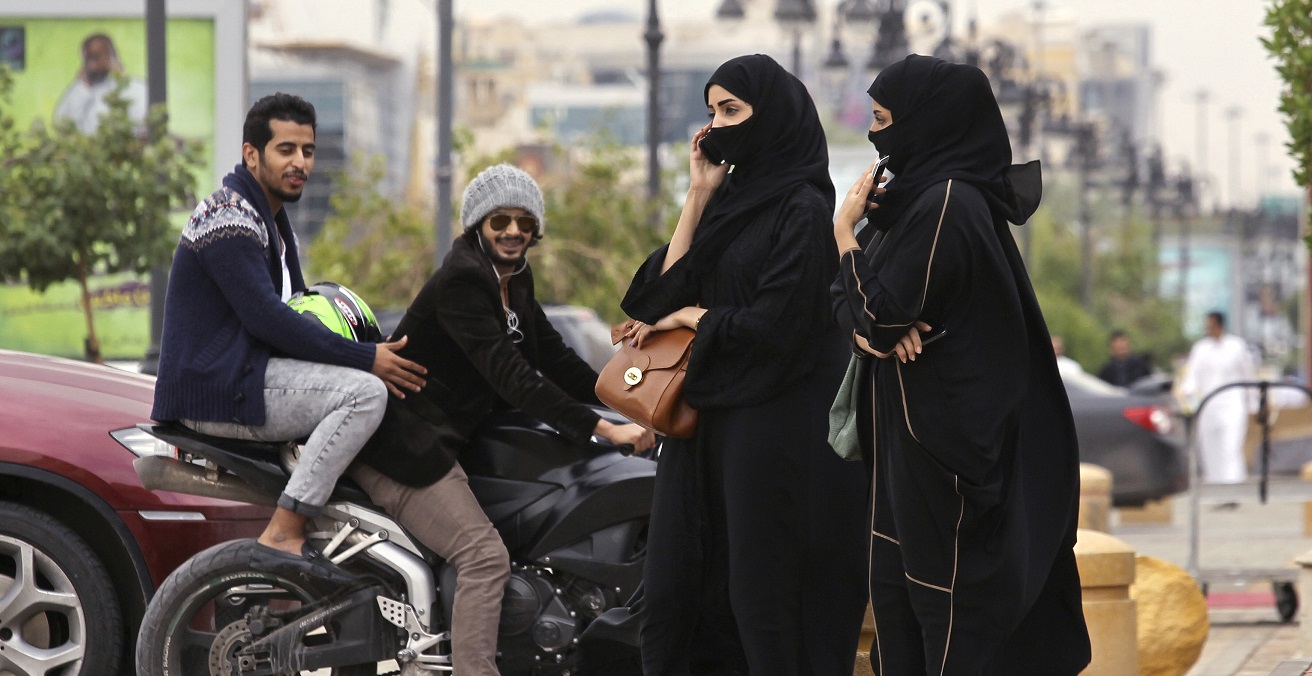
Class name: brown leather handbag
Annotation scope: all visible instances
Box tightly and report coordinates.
[595,320,698,439]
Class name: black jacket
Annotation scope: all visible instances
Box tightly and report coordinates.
[358,232,602,486]
[1097,355,1152,388]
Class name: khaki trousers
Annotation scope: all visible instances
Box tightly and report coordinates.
[350,462,510,676]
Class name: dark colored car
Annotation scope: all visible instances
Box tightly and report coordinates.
[542,304,618,373]
[1060,363,1187,506]
[0,350,269,674]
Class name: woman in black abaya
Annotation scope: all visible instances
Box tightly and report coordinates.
[831,54,1092,674]
[621,54,869,674]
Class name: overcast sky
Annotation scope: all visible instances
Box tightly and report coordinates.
[457,0,1297,208]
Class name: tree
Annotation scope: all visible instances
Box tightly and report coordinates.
[1026,173,1188,372]
[527,142,668,324]
[1262,0,1312,232]
[308,155,437,306]
[0,71,202,362]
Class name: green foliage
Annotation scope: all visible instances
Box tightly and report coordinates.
[531,144,668,324]
[1262,0,1312,228]
[1026,176,1188,372]
[0,68,203,360]
[307,155,437,307]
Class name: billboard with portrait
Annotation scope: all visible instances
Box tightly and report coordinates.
[0,0,244,360]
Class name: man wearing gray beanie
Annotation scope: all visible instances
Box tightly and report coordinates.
[349,163,654,675]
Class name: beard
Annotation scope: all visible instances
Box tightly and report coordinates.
[477,228,528,268]
[256,155,306,204]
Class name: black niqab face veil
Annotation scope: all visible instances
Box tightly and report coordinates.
[865,54,1041,231]
[680,54,834,278]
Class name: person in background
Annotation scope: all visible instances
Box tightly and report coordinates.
[1052,334,1082,374]
[1181,311,1257,484]
[1097,329,1153,387]
[54,33,147,134]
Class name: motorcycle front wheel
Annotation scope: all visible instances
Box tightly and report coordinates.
[136,538,398,676]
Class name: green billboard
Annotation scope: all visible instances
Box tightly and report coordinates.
[0,14,216,359]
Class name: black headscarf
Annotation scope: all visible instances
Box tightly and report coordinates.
[680,54,834,278]
[865,54,1041,232]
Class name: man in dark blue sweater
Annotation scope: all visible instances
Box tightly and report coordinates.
[152,93,426,581]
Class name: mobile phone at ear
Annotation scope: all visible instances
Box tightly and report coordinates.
[868,154,891,203]
[698,134,727,166]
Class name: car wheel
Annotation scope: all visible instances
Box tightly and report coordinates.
[1275,581,1298,623]
[0,500,123,675]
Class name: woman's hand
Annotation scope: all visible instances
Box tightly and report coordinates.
[869,321,933,363]
[689,122,730,193]
[834,162,887,245]
[622,307,703,348]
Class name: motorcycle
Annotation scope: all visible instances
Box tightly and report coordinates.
[132,406,653,675]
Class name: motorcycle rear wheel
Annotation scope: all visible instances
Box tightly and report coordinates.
[136,538,398,676]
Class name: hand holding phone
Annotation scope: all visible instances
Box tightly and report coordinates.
[920,326,947,346]
[868,154,890,205]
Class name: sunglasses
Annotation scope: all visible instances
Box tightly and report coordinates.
[487,214,539,236]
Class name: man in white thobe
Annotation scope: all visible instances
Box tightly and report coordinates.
[1182,311,1257,484]
[53,33,147,135]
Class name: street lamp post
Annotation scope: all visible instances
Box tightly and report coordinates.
[1225,105,1242,210]
[819,0,878,108]
[142,0,168,374]
[1146,144,1167,250]
[645,0,664,203]
[435,0,454,268]
[774,0,817,76]
[1176,169,1196,304]
[1075,122,1097,310]
[867,0,908,72]
[1193,88,1209,213]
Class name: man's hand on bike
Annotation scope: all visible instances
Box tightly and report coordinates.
[595,419,657,456]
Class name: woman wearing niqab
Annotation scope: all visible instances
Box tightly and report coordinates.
[831,54,1092,674]
[621,54,869,674]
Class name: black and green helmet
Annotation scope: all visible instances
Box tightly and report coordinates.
[287,282,382,343]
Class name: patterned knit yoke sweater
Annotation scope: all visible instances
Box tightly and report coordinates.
[152,165,375,426]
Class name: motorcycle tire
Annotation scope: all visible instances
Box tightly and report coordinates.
[136,538,397,676]
[0,500,123,676]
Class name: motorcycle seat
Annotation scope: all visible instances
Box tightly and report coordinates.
[141,423,381,509]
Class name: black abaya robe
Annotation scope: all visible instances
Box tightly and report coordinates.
[833,54,1091,675]
[628,184,869,676]
[835,178,1092,674]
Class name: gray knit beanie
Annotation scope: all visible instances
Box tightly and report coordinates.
[459,164,546,237]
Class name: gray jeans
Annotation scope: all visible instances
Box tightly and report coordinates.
[185,357,387,517]
[350,463,510,676]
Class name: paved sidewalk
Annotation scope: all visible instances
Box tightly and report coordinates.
[1112,477,1312,675]
[1186,608,1301,675]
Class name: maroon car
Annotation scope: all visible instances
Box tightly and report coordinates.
[0,349,268,674]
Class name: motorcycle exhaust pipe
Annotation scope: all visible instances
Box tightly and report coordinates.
[133,455,277,507]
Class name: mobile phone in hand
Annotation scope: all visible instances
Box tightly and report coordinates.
[920,326,947,346]
[868,154,891,204]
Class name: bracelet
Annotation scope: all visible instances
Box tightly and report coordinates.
[695,312,703,331]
